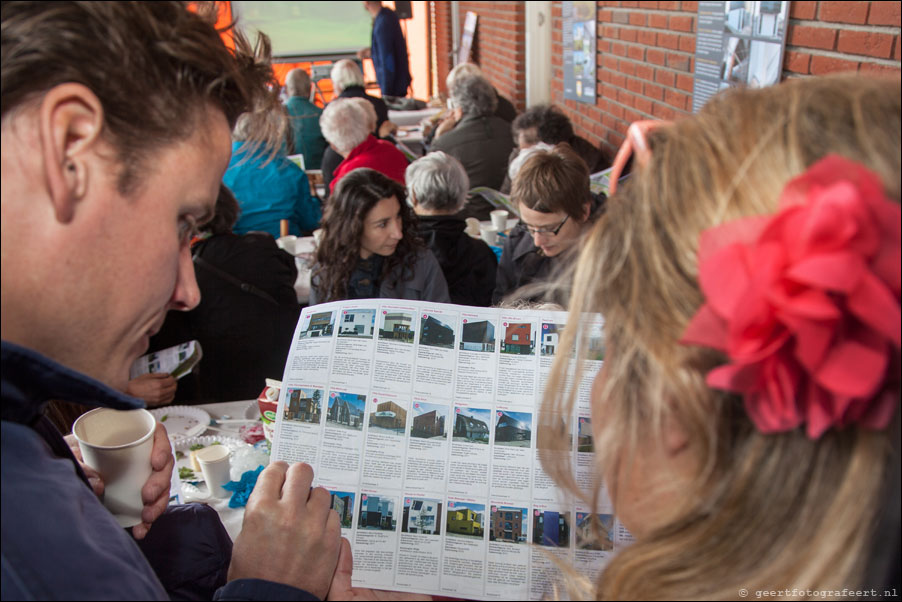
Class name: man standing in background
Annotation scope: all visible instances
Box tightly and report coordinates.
[358,1,412,99]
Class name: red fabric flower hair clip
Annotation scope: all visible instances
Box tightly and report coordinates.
[680,155,901,439]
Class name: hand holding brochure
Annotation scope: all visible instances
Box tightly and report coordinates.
[271,300,632,600]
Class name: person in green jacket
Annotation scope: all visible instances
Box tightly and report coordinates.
[285,68,327,169]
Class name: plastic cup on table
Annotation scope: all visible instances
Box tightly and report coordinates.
[480,224,500,246]
[196,445,232,499]
[490,209,509,232]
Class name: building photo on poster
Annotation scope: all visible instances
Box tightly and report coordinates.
[692,1,790,112]
[563,0,597,103]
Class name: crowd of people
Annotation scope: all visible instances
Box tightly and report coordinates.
[2,1,899,601]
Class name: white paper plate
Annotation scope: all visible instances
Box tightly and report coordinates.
[173,435,246,483]
[150,405,210,440]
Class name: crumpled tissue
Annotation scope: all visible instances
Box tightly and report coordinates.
[223,465,264,508]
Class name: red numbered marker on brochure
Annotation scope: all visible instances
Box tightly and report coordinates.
[463,319,467,323]
[535,510,540,516]
[362,495,368,501]
[543,324,548,330]
[415,403,420,409]
[497,411,502,417]
[455,407,460,413]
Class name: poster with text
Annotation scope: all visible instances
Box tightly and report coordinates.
[563,1,597,104]
[692,1,790,113]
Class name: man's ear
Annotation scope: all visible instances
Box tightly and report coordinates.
[38,83,104,224]
[582,201,591,222]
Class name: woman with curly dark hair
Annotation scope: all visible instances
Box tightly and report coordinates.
[310,168,450,304]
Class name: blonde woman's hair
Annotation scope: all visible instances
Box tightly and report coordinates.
[543,74,901,599]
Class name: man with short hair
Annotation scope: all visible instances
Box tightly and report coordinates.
[1,3,340,599]
[358,1,412,98]
[285,67,327,169]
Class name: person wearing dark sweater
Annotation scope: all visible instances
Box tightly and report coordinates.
[431,73,515,220]
[150,186,301,403]
[407,152,497,306]
[310,169,449,305]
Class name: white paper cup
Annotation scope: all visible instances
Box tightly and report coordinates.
[72,408,156,527]
[490,209,509,232]
[465,217,481,237]
[196,445,231,499]
[480,224,499,246]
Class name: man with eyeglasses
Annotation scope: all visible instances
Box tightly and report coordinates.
[492,143,602,305]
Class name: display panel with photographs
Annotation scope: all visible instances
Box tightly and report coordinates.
[693,1,789,113]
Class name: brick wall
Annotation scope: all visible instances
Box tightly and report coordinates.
[552,1,699,153]
[432,1,454,96]
[784,1,901,76]
[548,1,901,157]
[453,1,528,111]
[431,1,900,157]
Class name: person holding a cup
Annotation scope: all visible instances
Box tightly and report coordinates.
[1,3,345,600]
[493,143,603,305]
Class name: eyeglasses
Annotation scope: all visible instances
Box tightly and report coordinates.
[522,214,570,236]
[608,119,671,196]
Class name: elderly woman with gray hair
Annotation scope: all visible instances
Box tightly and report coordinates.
[407,152,497,306]
[320,97,408,194]
[431,73,515,219]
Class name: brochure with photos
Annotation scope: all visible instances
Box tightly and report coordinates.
[272,300,632,600]
[129,340,203,381]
